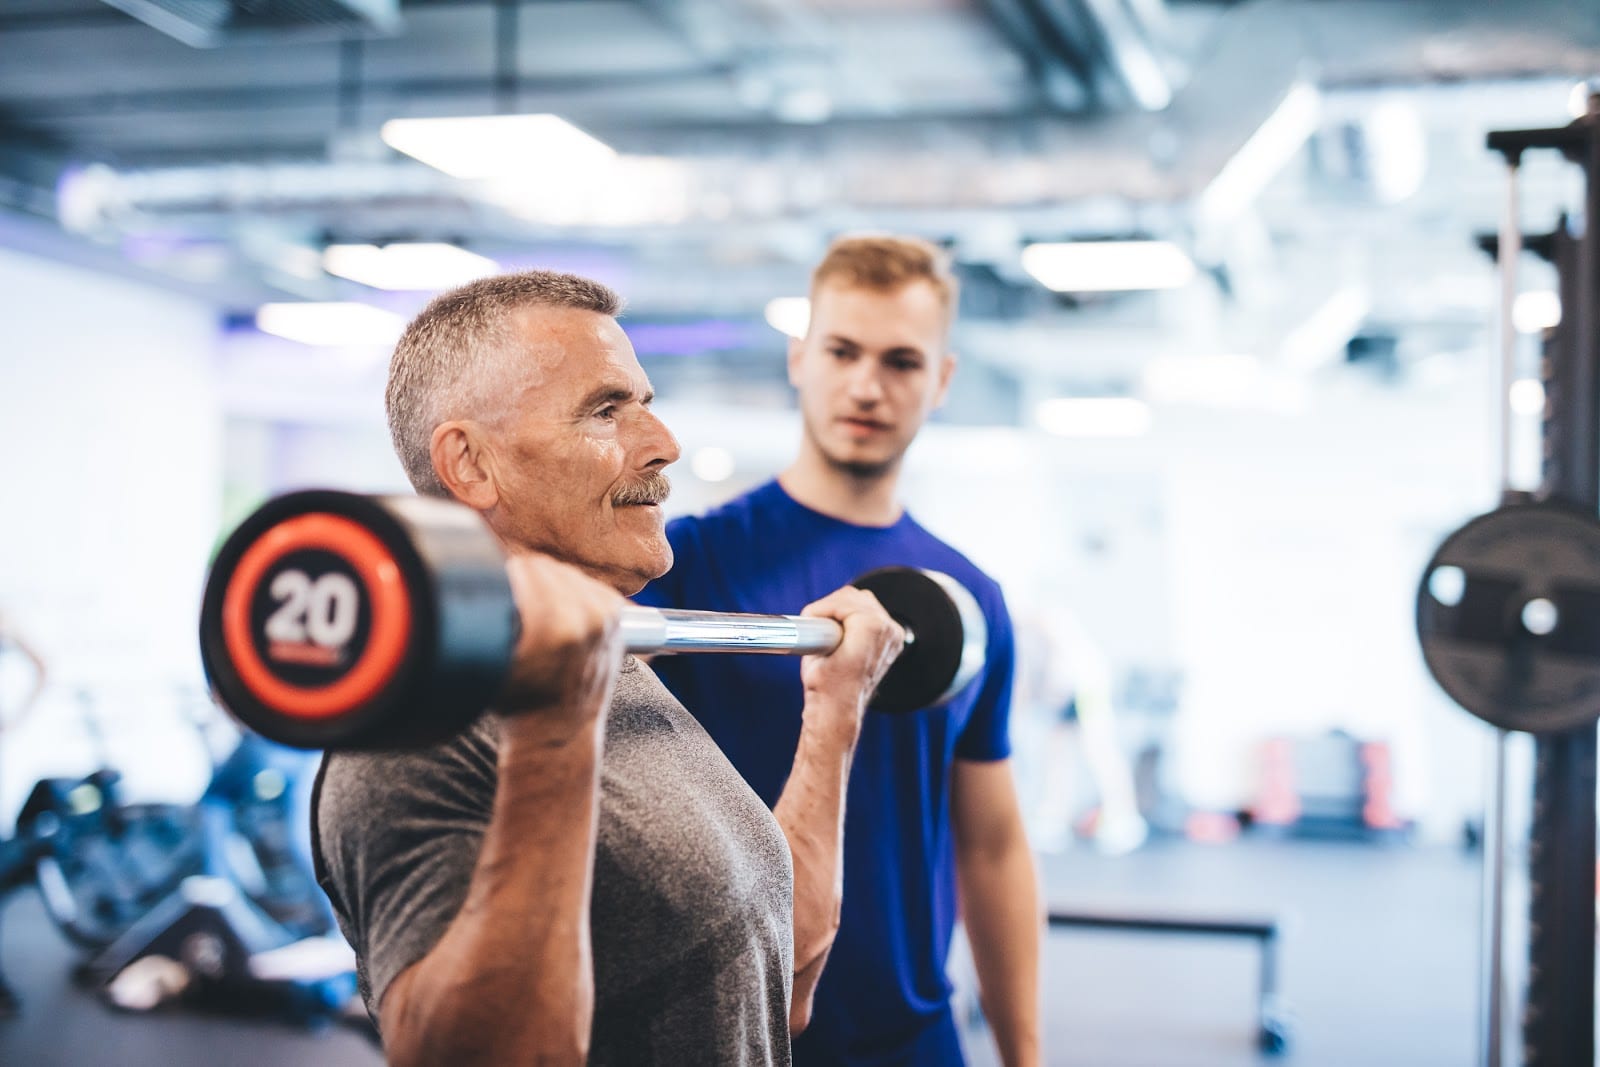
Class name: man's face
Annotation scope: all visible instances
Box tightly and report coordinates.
[788,280,955,479]
[479,306,680,594]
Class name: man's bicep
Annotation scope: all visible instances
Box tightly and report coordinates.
[951,758,1028,855]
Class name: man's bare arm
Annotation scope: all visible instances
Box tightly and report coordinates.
[379,556,623,1067]
[952,758,1043,1067]
[772,586,903,1034]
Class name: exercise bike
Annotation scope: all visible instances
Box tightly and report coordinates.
[0,689,356,1025]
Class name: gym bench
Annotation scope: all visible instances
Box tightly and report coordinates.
[1046,906,1291,1054]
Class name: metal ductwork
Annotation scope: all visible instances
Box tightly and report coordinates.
[978,0,1178,113]
[98,0,401,48]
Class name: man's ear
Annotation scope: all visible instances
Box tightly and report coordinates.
[932,350,958,409]
[430,421,499,511]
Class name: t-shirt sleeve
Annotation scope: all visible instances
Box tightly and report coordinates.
[313,732,497,1017]
[953,583,1017,762]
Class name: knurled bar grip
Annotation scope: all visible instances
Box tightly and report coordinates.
[619,607,914,655]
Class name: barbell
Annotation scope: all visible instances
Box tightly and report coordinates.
[198,490,988,750]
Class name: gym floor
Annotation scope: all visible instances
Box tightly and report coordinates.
[0,836,1478,1066]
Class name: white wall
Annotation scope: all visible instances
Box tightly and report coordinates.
[0,247,224,819]
[1160,374,1495,838]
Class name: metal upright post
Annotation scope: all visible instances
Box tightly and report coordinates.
[1497,99,1600,1067]
[1477,152,1521,1067]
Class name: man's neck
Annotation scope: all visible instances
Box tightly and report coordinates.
[778,446,904,528]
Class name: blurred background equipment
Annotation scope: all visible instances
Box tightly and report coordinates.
[1416,100,1600,1067]
[0,688,360,1030]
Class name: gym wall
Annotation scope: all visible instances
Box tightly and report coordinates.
[0,245,223,820]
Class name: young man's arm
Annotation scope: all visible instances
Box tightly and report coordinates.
[952,758,1043,1067]
[379,555,624,1067]
[772,586,904,1034]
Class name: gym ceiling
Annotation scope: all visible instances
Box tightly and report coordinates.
[2,0,1599,411]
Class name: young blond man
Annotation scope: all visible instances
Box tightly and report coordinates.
[637,236,1042,1066]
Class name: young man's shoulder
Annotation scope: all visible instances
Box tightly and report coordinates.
[664,482,785,552]
[898,514,1006,601]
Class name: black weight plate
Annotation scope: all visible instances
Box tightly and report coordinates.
[853,567,977,714]
[202,491,516,751]
[1417,501,1600,733]
[200,491,439,750]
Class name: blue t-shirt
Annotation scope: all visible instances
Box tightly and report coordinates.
[634,479,1016,1067]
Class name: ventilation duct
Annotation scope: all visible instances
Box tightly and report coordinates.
[98,0,401,48]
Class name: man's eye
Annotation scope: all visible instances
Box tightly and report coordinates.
[596,405,617,420]
[829,347,855,360]
[888,358,922,372]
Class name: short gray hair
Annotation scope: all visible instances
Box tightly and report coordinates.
[385,269,623,497]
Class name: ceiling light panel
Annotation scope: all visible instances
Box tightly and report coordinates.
[1021,241,1196,293]
[323,243,499,291]
[380,115,615,180]
[255,302,406,347]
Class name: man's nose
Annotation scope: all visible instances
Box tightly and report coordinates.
[846,360,885,404]
[636,407,681,468]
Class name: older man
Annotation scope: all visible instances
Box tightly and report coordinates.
[313,270,904,1066]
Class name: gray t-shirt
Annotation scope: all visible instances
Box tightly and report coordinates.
[314,657,794,1065]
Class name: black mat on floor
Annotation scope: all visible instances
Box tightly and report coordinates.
[0,892,384,1067]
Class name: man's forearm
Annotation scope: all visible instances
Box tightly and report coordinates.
[385,714,606,1067]
[772,699,859,1008]
[958,841,1043,1067]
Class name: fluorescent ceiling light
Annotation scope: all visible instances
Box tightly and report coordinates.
[765,297,811,339]
[484,156,691,228]
[1035,398,1152,438]
[1509,378,1546,417]
[380,114,615,180]
[1199,82,1320,222]
[691,446,736,483]
[1021,241,1196,293]
[323,242,499,291]
[1513,290,1561,334]
[256,302,406,347]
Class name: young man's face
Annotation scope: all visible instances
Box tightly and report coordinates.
[481,306,680,594]
[788,279,955,479]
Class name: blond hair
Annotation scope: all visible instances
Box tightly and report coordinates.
[385,270,623,497]
[809,234,959,320]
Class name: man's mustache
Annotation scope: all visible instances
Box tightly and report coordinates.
[612,471,672,506]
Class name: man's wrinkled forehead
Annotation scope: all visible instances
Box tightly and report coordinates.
[495,304,633,394]
[503,302,624,354]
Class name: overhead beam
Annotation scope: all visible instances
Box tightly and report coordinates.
[12,65,741,121]
[976,0,1096,112]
